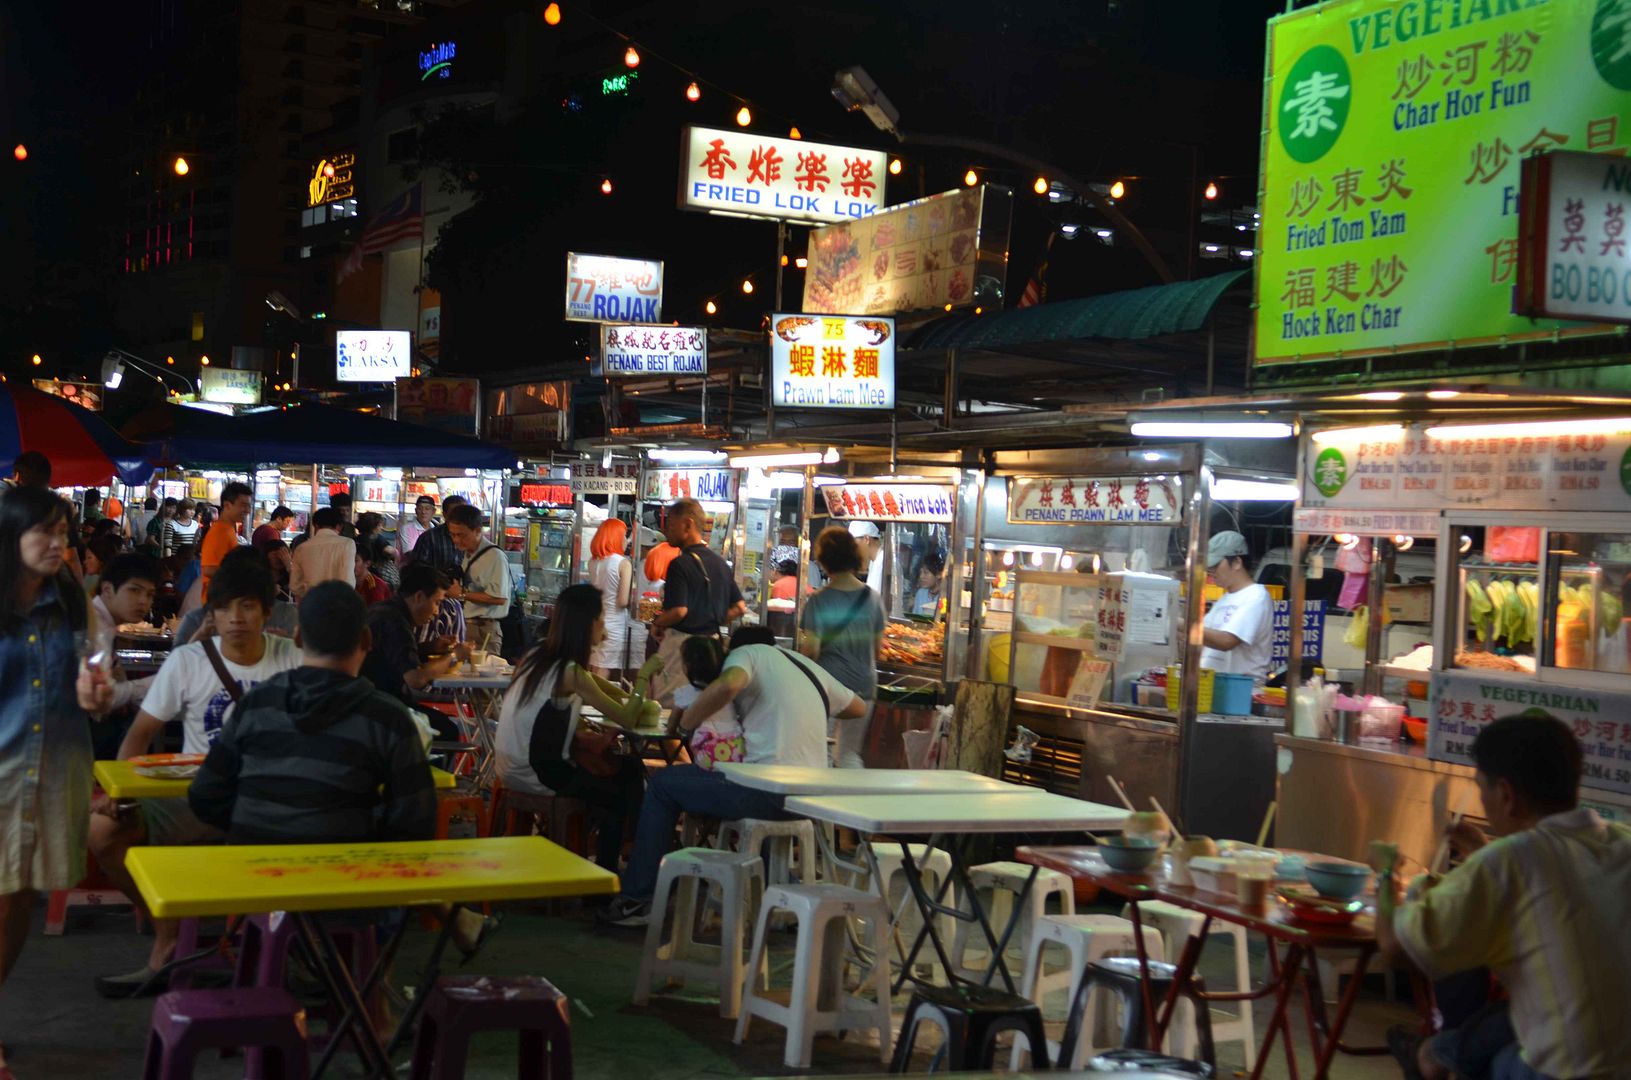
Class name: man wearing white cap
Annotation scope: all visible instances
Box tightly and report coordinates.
[848,520,885,601]
[1199,530,1274,679]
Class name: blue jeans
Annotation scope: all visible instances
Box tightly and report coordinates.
[1427,1001,1551,1080]
[620,765,791,902]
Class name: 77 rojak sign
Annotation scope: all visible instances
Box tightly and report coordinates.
[678,126,888,225]
[1255,0,1625,365]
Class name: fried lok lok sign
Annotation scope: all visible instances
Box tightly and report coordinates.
[679,126,888,225]
[768,314,895,410]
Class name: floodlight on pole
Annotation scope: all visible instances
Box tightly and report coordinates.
[831,66,901,139]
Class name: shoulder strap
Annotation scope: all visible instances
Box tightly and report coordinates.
[783,650,831,717]
[199,638,244,703]
[817,587,876,646]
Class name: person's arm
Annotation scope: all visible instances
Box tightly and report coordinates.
[836,689,866,719]
[559,662,632,721]
[651,559,690,635]
[616,557,633,608]
[462,550,507,605]
[679,666,749,732]
[403,647,468,691]
[200,528,227,585]
[117,711,168,760]
[379,723,438,841]
[289,547,307,598]
[187,719,242,831]
[341,539,356,587]
[797,599,822,660]
[1202,627,1243,651]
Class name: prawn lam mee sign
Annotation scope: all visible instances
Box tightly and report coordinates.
[1007,476,1183,524]
[769,313,895,410]
[820,483,955,524]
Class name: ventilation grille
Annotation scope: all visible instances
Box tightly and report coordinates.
[1002,732,1085,794]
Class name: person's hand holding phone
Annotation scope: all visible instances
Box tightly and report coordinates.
[78,651,114,714]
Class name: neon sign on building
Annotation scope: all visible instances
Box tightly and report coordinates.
[418,41,455,81]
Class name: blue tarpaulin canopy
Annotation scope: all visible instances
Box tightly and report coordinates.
[126,403,514,470]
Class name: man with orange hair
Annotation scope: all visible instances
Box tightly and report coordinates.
[587,517,634,680]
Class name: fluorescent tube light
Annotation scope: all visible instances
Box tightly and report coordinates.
[1131,421,1293,439]
[1211,477,1299,501]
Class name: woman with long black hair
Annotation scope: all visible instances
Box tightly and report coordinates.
[493,583,645,871]
[0,486,105,1075]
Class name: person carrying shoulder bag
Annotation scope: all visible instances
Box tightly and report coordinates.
[647,498,745,707]
[799,526,886,768]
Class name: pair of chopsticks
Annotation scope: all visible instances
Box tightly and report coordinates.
[1106,775,1184,846]
[1428,789,1473,876]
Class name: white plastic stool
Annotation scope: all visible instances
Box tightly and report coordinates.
[951,861,1075,979]
[635,848,766,1019]
[1125,900,1255,1070]
[734,884,894,1069]
[1011,913,1165,1069]
[717,817,819,886]
[865,842,953,978]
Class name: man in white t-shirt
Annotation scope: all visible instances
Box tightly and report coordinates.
[1199,530,1274,680]
[601,626,864,927]
[88,558,300,998]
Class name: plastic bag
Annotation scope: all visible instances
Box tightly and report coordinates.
[902,704,953,770]
[1004,725,1040,764]
[1486,526,1540,564]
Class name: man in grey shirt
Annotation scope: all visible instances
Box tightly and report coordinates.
[799,526,886,767]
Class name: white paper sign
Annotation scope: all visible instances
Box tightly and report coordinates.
[569,462,638,495]
[679,126,887,225]
[818,483,955,523]
[642,468,738,503]
[1067,657,1113,710]
[564,252,663,323]
[1518,151,1631,324]
[1094,581,1128,660]
[1007,476,1182,525]
[769,313,895,410]
[601,325,706,376]
[335,330,412,382]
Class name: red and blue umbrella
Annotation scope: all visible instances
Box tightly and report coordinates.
[0,384,154,486]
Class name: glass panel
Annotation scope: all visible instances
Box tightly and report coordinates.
[1451,523,1539,675]
[1543,532,1631,674]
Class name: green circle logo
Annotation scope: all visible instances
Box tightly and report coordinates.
[1278,44,1352,163]
[1313,447,1349,497]
[1619,445,1631,497]
[1593,1,1631,89]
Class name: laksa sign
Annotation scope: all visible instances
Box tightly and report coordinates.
[335,330,412,382]
[768,314,895,410]
[679,126,888,225]
[565,252,663,323]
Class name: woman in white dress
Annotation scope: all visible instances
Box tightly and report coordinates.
[585,517,633,681]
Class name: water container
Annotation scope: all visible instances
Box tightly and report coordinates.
[1211,672,1255,716]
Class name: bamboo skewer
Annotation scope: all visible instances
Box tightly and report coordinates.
[1255,801,1278,849]
[1106,775,1137,812]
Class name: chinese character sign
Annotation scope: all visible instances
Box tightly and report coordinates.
[1517,151,1631,324]
[819,483,955,524]
[1094,581,1128,661]
[564,252,664,323]
[769,314,895,410]
[1302,422,1631,513]
[568,462,638,496]
[199,367,262,405]
[679,126,888,225]
[641,469,739,504]
[600,325,707,377]
[335,330,411,382]
[802,185,1012,316]
[1430,670,1631,797]
[1256,1,1619,365]
[1007,476,1182,525]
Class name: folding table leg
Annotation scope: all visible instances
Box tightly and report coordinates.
[893,836,965,991]
[383,905,462,1058]
[1308,944,1376,1078]
[297,913,396,1080]
[1252,941,1303,1080]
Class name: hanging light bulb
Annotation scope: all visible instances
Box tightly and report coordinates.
[624,46,640,68]
[1032,176,1048,195]
[543,2,561,25]
[788,126,802,140]
[199,355,210,366]
[741,279,754,294]
[735,105,752,126]
[30,354,42,366]
[1204,180,1220,200]
[600,177,613,195]
[1109,180,1126,199]
[173,156,190,176]
[685,81,700,102]
[12,144,27,161]
[165,355,175,365]
[963,169,978,186]
[705,300,717,315]
[888,158,902,176]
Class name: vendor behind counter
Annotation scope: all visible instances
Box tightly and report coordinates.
[1200,530,1274,680]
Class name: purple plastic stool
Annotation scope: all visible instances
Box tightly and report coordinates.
[169,917,237,990]
[141,987,310,1080]
[234,913,382,1079]
[408,975,573,1079]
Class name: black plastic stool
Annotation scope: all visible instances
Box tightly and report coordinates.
[1086,1048,1216,1075]
[888,983,1049,1073]
[1057,956,1216,1074]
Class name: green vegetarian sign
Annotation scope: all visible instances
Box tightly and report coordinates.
[1255,0,1627,365]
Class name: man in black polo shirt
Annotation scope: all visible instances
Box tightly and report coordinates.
[361,563,468,738]
[648,497,746,705]
[407,493,466,572]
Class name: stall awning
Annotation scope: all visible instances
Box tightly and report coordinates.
[126,404,515,470]
[1,385,154,485]
[907,269,1248,352]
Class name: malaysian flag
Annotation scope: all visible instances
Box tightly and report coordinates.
[1016,230,1055,308]
[339,183,423,279]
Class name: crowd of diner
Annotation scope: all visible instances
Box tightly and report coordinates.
[1,447,1628,1080]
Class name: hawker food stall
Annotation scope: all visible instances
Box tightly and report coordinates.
[1279,413,1631,867]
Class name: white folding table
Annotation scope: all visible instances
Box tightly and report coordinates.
[783,791,1129,992]
[429,671,512,785]
[716,763,1021,796]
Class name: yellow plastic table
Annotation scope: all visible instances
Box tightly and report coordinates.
[126,836,617,1079]
[95,760,457,799]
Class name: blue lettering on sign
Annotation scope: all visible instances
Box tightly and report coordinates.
[1271,599,1325,665]
[419,41,456,81]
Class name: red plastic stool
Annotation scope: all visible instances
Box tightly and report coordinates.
[45,851,134,935]
[408,975,572,1079]
[435,790,489,840]
[141,988,310,1079]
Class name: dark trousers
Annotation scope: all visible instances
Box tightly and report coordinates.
[551,758,645,871]
[621,765,792,901]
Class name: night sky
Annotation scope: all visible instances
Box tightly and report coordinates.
[2,0,1284,390]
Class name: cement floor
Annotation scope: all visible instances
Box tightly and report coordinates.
[0,897,1416,1078]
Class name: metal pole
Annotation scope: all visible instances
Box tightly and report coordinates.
[775,222,787,309]
[943,348,961,425]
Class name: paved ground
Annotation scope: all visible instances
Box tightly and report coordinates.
[0,896,1416,1078]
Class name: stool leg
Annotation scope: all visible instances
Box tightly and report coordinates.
[634,863,678,1004]
[784,912,821,1068]
[887,997,925,1073]
[407,1012,439,1080]
[733,899,775,1046]
[719,872,744,1020]
[670,874,700,964]
[866,914,894,1063]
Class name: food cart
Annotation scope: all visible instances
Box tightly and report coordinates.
[1279,413,1631,867]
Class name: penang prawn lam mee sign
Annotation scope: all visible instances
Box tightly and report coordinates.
[768,313,895,410]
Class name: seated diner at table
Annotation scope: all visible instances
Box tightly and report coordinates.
[601,625,865,928]
[493,583,647,874]
[361,562,469,740]
[1377,714,1631,1080]
[88,557,300,998]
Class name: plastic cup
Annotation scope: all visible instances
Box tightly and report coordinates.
[1236,864,1273,910]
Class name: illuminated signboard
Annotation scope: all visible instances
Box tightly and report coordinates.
[602,70,639,96]
[643,468,738,503]
[199,367,263,406]
[306,151,356,208]
[335,330,412,382]
[768,313,895,410]
[564,252,663,323]
[600,324,706,376]
[513,481,573,508]
[679,125,888,225]
[418,41,455,81]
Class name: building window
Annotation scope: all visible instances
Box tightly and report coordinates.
[386,127,419,165]
[300,245,312,259]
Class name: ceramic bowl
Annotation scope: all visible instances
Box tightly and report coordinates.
[1098,836,1162,872]
[1305,860,1371,900]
